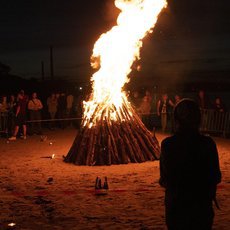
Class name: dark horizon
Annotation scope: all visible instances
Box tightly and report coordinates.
[0,0,230,81]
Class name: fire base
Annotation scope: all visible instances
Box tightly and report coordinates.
[64,105,160,166]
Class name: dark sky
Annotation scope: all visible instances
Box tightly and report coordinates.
[1,0,229,51]
[0,0,109,52]
[0,0,230,80]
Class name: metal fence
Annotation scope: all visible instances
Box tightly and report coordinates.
[0,110,230,138]
[200,109,230,137]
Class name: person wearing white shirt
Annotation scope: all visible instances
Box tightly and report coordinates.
[28,92,43,135]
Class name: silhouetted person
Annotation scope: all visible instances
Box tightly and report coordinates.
[212,97,226,132]
[130,91,141,111]
[174,94,181,105]
[197,90,210,110]
[197,90,210,130]
[157,93,174,132]
[57,93,67,129]
[160,99,221,230]
[8,90,28,140]
[7,94,17,136]
[47,93,58,129]
[66,92,74,127]
[0,95,8,134]
[139,90,152,130]
[213,97,225,113]
[28,92,43,135]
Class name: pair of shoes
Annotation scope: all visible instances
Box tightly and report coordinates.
[8,136,16,141]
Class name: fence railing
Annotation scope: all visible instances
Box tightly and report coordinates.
[200,109,230,137]
[0,110,230,138]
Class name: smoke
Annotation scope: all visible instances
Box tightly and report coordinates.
[103,0,120,22]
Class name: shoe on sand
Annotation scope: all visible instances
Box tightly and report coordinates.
[20,135,27,140]
[8,136,16,141]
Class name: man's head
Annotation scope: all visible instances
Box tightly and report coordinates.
[162,93,168,101]
[174,99,201,131]
[145,90,151,97]
[198,90,205,99]
[133,91,139,98]
[32,92,37,99]
[215,97,221,105]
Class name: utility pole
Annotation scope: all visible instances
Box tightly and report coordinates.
[41,61,45,80]
[50,45,54,79]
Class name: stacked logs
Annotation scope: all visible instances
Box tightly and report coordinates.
[64,97,160,165]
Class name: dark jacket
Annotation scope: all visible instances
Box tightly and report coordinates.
[160,132,221,229]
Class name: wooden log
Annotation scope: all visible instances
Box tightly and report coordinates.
[105,119,119,163]
[107,135,112,165]
[74,129,90,164]
[117,137,129,164]
[123,134,137,163]
[122,122,145,162]
[65,98,160,165]
[85,128,96,165]
[134,130,155,161]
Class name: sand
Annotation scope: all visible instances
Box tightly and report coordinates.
[0,129,229,230]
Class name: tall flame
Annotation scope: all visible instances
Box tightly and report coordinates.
[83,0,167,127]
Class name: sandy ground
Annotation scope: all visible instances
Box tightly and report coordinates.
[0,128,229,230]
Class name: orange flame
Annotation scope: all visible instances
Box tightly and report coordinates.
[83,0,167,127]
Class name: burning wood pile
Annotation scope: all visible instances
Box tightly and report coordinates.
[64,96,160,165]
[64,0,167,166]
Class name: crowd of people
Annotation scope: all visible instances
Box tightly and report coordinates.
[0,88,228,140]
[129,89,228,133]
[0,89,83,140]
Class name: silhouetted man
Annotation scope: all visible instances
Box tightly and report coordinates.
[160,99,221,230]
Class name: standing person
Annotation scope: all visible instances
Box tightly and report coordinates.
[28,92,43,135]
[197,90,210,131]
[213,97,225,113]
[0,95,8,112]
[213,97,226,132]
[150,86,159,130]
[47,93,58,129]
[130,91,141,111]
[8,90,28,140]
[197,90,210,110]
[172,94,182,132]
[66,92,74,126]
[7,94,17,136]
[157,93,174,132]
[73,94,84,129]
[0,95,9,134]
[57,93,67,129]
[174,94,181,105]
[159,99,221,230]
[139,90,152,130]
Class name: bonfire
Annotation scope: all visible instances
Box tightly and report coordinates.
[65,0,167,165]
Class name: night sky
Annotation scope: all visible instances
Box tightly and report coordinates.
[0,0,230,82]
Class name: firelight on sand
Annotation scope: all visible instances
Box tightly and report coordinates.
[83,0,167,127]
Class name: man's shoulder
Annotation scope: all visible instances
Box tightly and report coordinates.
[162,133,216,147]
[199,134,216,147]
[161,135,176,147]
